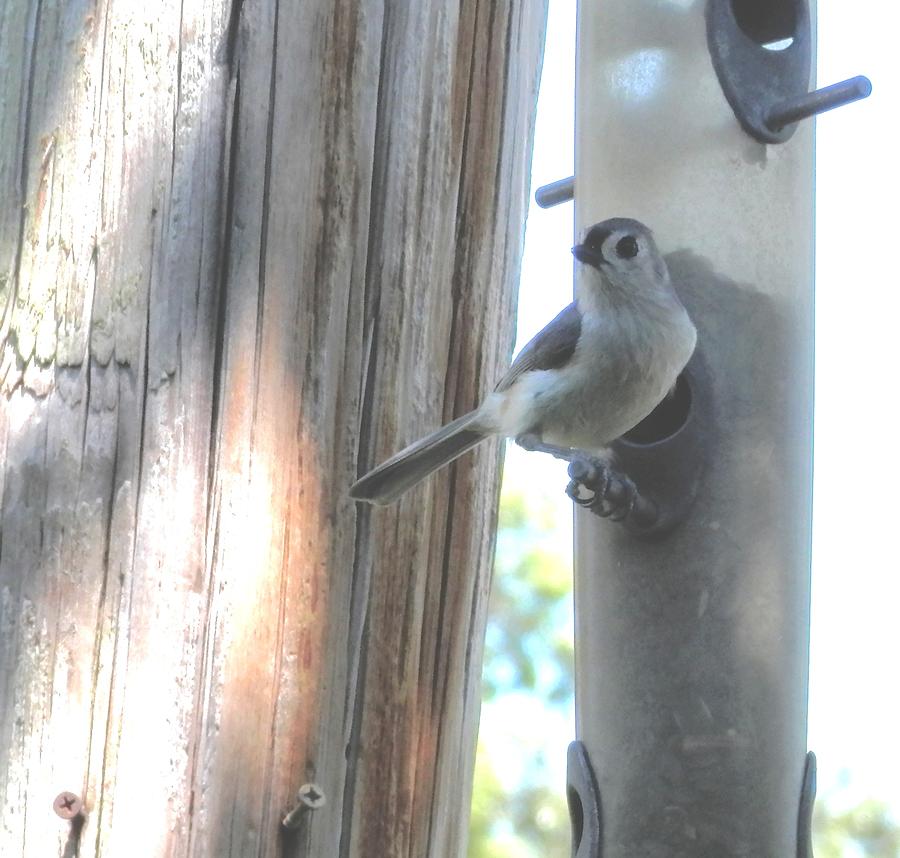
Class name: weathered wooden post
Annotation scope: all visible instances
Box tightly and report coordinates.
[0,1,547,855]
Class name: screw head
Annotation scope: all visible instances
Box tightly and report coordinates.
[283,783,327,829]
[296,782,326,809]
[53,791,83,820]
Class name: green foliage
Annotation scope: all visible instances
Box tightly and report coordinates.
[469,739,570,858]
[814,799,900,858]
[483,489,573,706]
[470,484,573,857]
[469,741,570,858]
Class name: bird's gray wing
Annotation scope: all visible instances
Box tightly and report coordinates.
[494,302,582,392]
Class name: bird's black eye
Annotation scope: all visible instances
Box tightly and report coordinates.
[615,236,639,259]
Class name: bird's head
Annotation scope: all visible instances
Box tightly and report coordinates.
[572,217,669,298]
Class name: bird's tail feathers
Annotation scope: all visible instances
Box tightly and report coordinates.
[350,411,487,505]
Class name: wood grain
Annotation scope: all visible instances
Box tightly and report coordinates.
[0,0,548,855]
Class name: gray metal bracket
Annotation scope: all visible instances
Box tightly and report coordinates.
[797,751,817,858]
[563,743,816,857]
[567,741,602,858]
[535,1,871,208]
[706,0,870,143]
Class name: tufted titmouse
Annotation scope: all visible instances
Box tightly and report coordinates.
[350,217,697,505]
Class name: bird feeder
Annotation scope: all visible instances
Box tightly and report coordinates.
[533,0,870,854]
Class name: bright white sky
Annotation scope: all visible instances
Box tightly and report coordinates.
[810,0,900,815]
[487,0,900,824]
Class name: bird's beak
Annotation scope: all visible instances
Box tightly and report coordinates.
[572,243,605,270]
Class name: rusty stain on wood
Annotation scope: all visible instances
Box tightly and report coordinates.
[0,0,548,856]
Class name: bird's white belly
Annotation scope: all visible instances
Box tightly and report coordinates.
[482,364,672,450]
[478,299,696,452]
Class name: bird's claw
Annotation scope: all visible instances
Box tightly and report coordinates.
[517,438,655,528]
[565,459,607,507]
[566,455,640,521]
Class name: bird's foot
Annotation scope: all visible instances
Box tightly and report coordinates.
[516,436,657,527]
[514,433,577,462]
[566,455,650,523]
